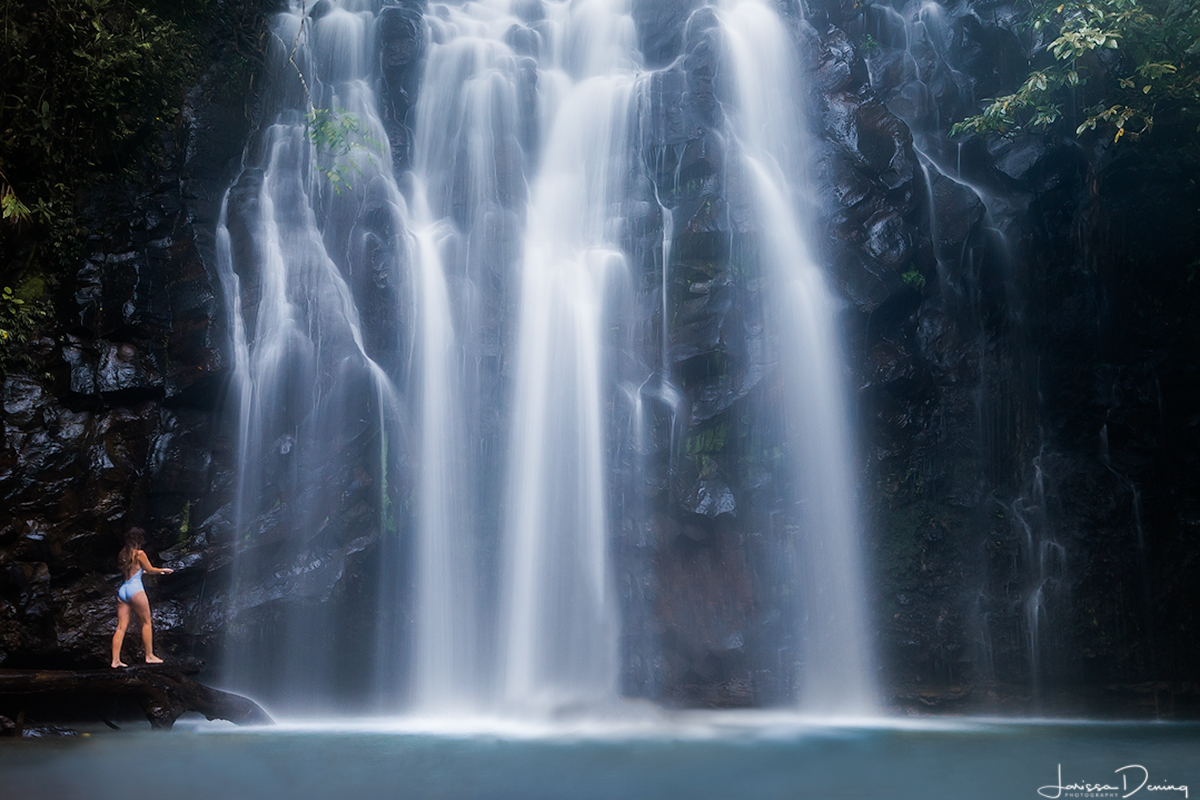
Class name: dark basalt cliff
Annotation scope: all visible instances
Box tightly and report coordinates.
[1,0,1197,715]
[835,0,1200,710]
[0,4,276,672]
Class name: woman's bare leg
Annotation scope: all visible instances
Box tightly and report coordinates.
[131,591,162,663]
[111,601,130,667]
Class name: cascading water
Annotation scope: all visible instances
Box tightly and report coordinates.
[498,3,641,710]
[217,0,414,709]
[714,0,875,713]
[218,0,874,717]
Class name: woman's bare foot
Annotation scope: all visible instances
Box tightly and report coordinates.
[145,655,163,664]
[111,660,127,668]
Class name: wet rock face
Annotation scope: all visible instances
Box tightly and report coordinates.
[622,0,1200,708]
[0,19,266,669]
[653,525,757,707]
[633,0,703,67]
[72,183,227,400]
[810,0,1200,700]
[378,1,426,172]
[816,92,924,312]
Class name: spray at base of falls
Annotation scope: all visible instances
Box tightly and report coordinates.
[217,0,875,716]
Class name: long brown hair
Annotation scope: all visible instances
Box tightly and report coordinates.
[119,527,146,580]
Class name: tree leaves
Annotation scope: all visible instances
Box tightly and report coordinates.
[951,0,1200,143]
[305,108,381,195]
[1,0,200,241]
[1,184,32,226]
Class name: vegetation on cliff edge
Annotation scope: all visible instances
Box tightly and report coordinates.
[0,0,269,373]
[952,0,1200,143]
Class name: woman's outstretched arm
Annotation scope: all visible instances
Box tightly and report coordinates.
[136,550,174,576]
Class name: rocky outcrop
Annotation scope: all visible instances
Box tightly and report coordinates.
[0,5,274,672]
[0,663,274,729]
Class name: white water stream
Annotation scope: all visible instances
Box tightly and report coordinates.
[716,0,874,712]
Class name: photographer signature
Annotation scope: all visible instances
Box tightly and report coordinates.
[1039,764,1189,798]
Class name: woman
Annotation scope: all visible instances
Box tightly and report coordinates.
[110,527,174,668]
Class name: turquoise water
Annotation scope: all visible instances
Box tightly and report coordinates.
[2,715,1196,800]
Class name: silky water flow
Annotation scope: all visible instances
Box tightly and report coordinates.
[217,0,874,718]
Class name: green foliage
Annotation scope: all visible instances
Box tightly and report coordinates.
[1,0,268,260]
[686,423,728,455]
[901,268,927,290]
[306,107,368,156]
[0,273,54,375]
[1,0,201,220]
[1,0,268,372]
[951,0,1200,142]
[0,0,193,370]
[305,107,379,195]
[861,33,881,55]
[1,179,31,225]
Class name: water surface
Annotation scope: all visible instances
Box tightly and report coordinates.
[3,716,1196,800]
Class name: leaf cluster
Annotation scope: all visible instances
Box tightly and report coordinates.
[305,107,380,195]
[0,274,54,375]
[1,177,31,225]
[285,5,380,196]
[951,0,1200,143]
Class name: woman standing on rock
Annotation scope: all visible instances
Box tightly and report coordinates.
[110,527,173,668]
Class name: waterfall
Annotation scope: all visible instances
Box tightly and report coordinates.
[217,0,874,716]
[217,0,424,709]
[498,7,640,708]
[715,0,875,713]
